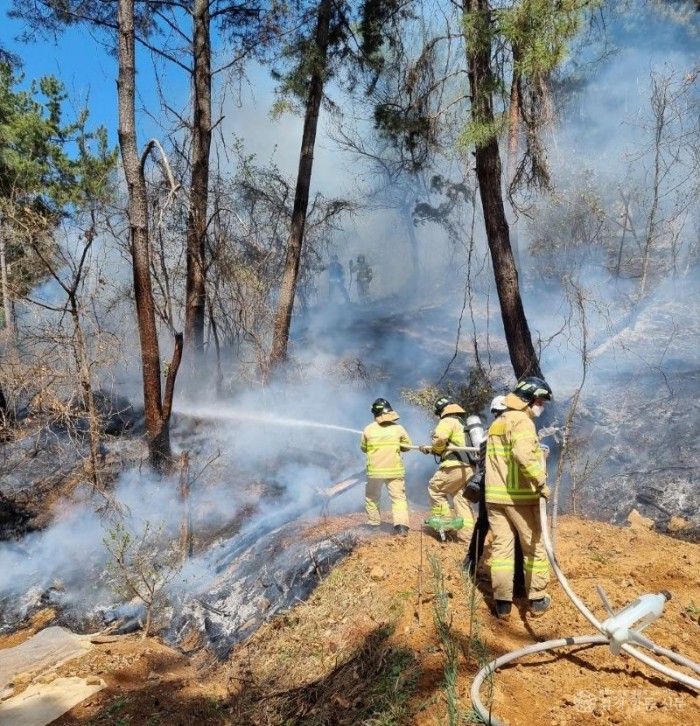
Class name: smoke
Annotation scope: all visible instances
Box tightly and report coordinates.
[3,0,700,639]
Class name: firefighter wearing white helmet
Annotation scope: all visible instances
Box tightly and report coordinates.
[360,398,412,536]
[464,395,509,574]
[490,395,507,414]
[418,395,476,543]
[485,376,553,620]
[464,394,525,599]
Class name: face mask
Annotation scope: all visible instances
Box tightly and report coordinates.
[531,404,544,418]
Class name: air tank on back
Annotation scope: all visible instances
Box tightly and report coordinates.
[465,415,486,448]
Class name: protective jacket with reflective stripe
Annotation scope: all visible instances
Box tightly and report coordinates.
[484,394,546,505]
[431,414,469,470]
[361,421,412,478]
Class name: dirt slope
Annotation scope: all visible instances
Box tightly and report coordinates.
[4,511,700,725]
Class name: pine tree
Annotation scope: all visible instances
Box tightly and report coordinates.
[0,62,116,332]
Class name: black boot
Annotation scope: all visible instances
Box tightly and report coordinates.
[393,525,409,536]
[495,600,512,620]
[528,594,552,616]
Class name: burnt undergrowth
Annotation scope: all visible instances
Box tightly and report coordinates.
[228,626,421,726]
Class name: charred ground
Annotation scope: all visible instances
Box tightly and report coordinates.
[2,510,699,726]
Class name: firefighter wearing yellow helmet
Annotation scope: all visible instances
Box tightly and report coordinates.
[485,376,553,620]
[360,398,412,536]
[419,395,476,543]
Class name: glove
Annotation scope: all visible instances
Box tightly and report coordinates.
[419,445,432,454]
[540,444,550,458]
[538,484,551,499]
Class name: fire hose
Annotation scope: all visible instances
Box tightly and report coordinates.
[405,445,480,453]
[469,497,700,725]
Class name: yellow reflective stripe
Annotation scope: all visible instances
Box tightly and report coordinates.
[365,501,379,512]
[368,467,405,477]
[522,462,545,477]
[491,560,514,571]
[524,560,549,573]
[431,504,450,516]
[484,488,539,502]
[484,489,514,502]
[391,502,408,511]
[511,431,538,442]
[508,456,518,488]
[487,444,509,455]
[365,441,404,450]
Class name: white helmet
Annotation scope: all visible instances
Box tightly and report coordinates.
[490,395,507,414]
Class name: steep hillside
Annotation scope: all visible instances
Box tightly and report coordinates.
[5,509,697,726]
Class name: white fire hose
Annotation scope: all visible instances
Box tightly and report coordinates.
[406,445,480,453]
[470,497,700,725]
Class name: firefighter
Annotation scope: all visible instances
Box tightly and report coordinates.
[328,253,350,303]
[361,398,412,536]
[463,396,526,596]
[349,254,373,301]
[485,376,553,620]
[419,396,476,544]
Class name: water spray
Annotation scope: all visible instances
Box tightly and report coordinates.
[174,404,362,435]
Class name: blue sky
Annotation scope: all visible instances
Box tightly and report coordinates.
[3,1,699,260]
[2,9,187,146]
[1,3,355,196]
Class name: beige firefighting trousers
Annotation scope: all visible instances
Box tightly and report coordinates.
[365,477,409,527]
[427,466,475,542]
[487,503,549,601]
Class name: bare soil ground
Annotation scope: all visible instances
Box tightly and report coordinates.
[3,510,700,726]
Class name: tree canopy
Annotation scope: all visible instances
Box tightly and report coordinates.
[0,62,116,301]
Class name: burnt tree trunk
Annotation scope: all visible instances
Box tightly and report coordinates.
[269,0,332,372]
[184,0,212,356]
[117,0,178,470]
[464,0,541,380]
[69,290,103,488]
[507,48,521,188]
[0,228,15,340]
[0,384,7,424]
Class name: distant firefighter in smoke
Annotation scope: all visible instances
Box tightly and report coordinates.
[349,254,373,302]
[360,398,412,536]
[327,253,350,303]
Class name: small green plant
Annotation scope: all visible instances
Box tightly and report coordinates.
[460,564,492,725]
[587,549,609,564]
[429,553,462,726]
[203,695,227,716]
[103,518,182,638]
[88,697,130,724]
[684,600,700,617]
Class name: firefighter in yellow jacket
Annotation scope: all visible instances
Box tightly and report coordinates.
[419,396,476,544]
[485,376,553,620]
[361,398,412,536]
